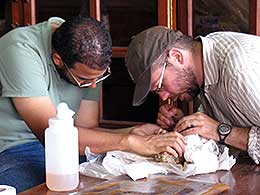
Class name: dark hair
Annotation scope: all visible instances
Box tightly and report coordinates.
[52,15,112,70]
[171,35,196,51]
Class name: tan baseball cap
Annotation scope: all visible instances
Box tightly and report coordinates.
[125,26,183,106]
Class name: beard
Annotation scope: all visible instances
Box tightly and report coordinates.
[187,85,200,99]
[173,64,201,101]
[56,66,78,86]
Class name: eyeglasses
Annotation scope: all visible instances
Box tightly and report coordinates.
[155,57,167,92]
[63,63,111,88]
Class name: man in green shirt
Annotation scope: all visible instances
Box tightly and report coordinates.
[0,16,185,192]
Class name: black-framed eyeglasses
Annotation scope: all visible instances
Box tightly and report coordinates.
[63,63,111,88]
[155,57,167,93]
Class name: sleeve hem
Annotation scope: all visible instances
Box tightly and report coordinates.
[248,126,260,164]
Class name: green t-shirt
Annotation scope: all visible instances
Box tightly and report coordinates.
[0,17,101,152]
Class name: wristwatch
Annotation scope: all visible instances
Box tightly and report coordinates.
[217,123,232,144]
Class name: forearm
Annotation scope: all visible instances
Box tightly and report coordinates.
[94,126,136,134]
[78,126,130,155]
[225,126,249,150]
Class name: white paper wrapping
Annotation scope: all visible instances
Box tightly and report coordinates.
[0,185,16,195]
[80,135,236,181]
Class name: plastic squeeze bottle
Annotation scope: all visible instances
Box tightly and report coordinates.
[45,102,79,191]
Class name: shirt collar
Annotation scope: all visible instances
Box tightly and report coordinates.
[43,17,65,67]
[197,35,220,90]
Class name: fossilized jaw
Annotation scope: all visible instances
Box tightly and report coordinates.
[154,152,185,164]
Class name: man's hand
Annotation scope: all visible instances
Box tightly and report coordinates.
[157,104,184,130]
[127,131,186,157]
[130,123,167,136]
[174,112,219,141]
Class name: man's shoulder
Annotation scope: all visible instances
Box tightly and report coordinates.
[0,22,46,49]
[206,31,241,37]
[206,31,260,43]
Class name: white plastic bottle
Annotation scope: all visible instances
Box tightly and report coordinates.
[45,102,79,191]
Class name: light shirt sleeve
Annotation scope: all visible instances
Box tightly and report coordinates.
[0,43,48,97]
[248,126,260,164]
[229,53,260,164]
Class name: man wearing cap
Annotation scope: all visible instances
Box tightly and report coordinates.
[126,26,260,164]
[0,17,186,192]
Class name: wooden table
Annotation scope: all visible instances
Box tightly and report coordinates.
[18,156,260,195]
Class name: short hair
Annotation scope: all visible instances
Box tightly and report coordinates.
[171,34,196,51]
[52,15,112,70]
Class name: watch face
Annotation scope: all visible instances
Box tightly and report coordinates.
[218,123,231,135]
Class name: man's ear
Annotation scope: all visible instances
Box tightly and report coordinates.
[168,48,183,64]
[52,52,63,68]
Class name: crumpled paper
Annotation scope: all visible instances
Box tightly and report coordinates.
[102,151,168,181]
[184,135,236,174]
[79,134,236,180]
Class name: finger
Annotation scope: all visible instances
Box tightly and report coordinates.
[175,116,189,128]
[160,129,168,134]
[165,146,178,158]
[158,134,186,156]
[171,143,184,157]
[166,141,185,158]
[169,106,180,116]
[180,127,198,136]
[175,114,198,126]
[157,118,170,129]
[163,103,172,111]
[174,136,186,152]
[155,128,162,134]
[160,104,175,118]
[168,107,183,123]
[155,128,168,135]
[152,131,184,145]
[167,131,186,145]
[175,118,186,130]
[157,112,174,127]
[175,117,197,132]
[171,109,184,121]
[157,116,169,127]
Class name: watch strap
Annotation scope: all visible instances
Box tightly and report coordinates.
[218,133,228,144]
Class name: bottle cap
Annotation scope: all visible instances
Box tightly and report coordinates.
[56,102,75,120]
[48,102,75,128]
